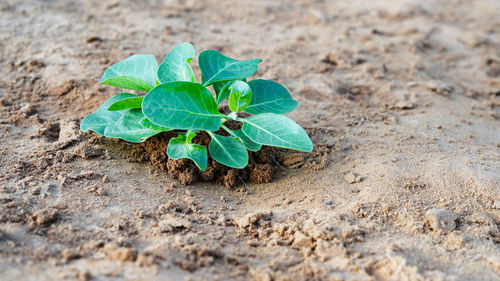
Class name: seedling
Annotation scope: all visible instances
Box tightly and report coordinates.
[80,43,313,170]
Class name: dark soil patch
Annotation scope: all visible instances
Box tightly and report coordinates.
[132,131,276,188]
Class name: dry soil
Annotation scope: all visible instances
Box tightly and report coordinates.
[1,0,499,280]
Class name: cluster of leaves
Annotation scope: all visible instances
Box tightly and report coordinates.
[80,43,312,170]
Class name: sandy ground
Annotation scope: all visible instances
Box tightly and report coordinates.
[1,0,499,280]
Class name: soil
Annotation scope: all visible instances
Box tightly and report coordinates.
[130,131,277,188]
[1,0,499,280]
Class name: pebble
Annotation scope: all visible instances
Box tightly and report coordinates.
[344,172,362,184]
[325,200,333,206]
[425,209,459,234]
[159,215,191,232]
[426,80,454,96]
[85,36,102,43]
[291,231,313,250]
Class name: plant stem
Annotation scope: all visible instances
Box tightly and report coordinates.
[219,113,230,120]
[221,124,234,135]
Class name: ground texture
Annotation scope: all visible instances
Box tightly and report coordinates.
[1,0,499,280]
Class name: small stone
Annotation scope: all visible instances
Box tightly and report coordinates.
[459,33,488,47]
[136,253,155,266]
[104,244,137,261]
[343,172,362,184]
[394,100,415,110]
[425,209,459,234]
[233,212,272,230]
[56,120,80,146]
[31,208,58,226]
[325,200,333,206]
[341,143,352,150]
[28,185,41,195]
[19,103,36,116]
[426,80,454,96]
[61,248,79,262]
[341,226,362,240]
[85,36,102,43]
[291,231,313,250]
[158,215,191,232]
[74,143,104,159]
[85,184,105,196]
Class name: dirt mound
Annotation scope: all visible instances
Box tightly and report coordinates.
[132,131,276,188]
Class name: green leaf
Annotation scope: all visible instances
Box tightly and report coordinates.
[140,118,170,131]
[231,129,262,152]
[167,132,207,171]
[81,93,138,135]
[199,50,261,86]
[104,109,168,143]
[108,97,144,111]
[245,80,298,114]
[228,81,252,113]
[157,43,196,83]
[214,81,232,104]
[241,113,313,152]
[80,93,168,143]
[208,132,248,169]
[99,54,158,91]
[222,125,262,152]
[213,79,247,105]
[142,82,222,131]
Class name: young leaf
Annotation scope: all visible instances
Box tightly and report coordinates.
[99,54,158,91]
[199,50,261,86]
[81,93,138,135]
[231,129,262,152]
[228,81,252,113]
[142,82,222,131]
[245,80,298,114]
[108,97,144,111]
[213,79,247,105]
[214,81,232,104]
[157,43,196,83]
[103,109,168,143]
[167,132,208,171]
[208,132,248,169]
[241,113,313,152]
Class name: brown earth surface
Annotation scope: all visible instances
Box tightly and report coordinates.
[1,0,500,280]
